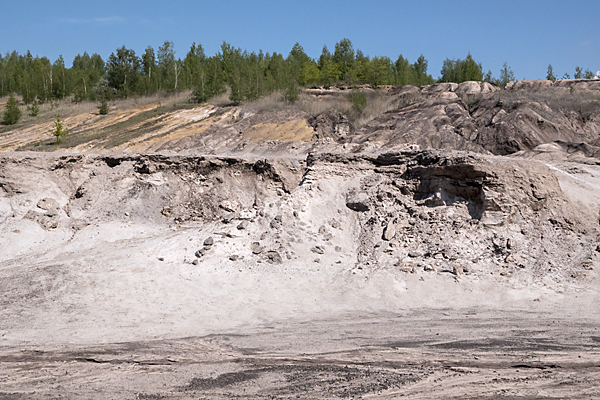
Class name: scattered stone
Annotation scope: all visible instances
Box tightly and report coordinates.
[203,237,214,246]
[37,197,59,211]
[229,255,239,261]
[346,191,370,212]
[507,238,514,250]
[237,220,249,230]
[408,251,423,258]
[253,195,263,208]
[251,242,264,254]
[330,219,341,229]
[266,251,282,264]
[335,246,342,252]
[311,246,325,254]
[192,259,199,265]
[219,200,238,213]
[161,206,172,217]
[423,265,435,272]
[276,188,285,196]
[453,266,463,275]
[382,223,396,241]
[158,257,164,261]
[505,253,515,263]
[270,215,283,229]
[318,225,328,234]
[293,210,299,218]
[195,249,205,258]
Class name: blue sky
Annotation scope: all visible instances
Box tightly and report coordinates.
[1,0,599,80]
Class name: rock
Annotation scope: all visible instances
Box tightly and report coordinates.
[253,195,263,208]
[229,255,239,261]
[318,225,328,234]
[311,246,325,254]
[192,259,199,265]
[507,238,514,250]
[195,249,205,258]
[252,247,264,254]
[408,251,423,258]
[452,266,463,275]
[219,200,239,213]
[161,206,172,217]
[37,198,59,211]
[335,246,342,252]
[203,237,214,246]
[270,215,283,229]
[346,191,370,212]
[330,219,341,229]
[266,251,282,264]
[251,242,263,254]
[158,257,164,261]
[382,223,396,241]
[237,220,249,230]
[308,109,350,141]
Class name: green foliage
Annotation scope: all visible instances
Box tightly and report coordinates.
[3,93,21,125]
[499,62,515,87]
[546,64,556,82]
[27,99,39,116]
[333,38,355,81]
[574,66,583,79]
[439,53,483,83]
[350,89,367,112]
[98,99,109,115]
[52,114,69,143]
[584,69,595,79]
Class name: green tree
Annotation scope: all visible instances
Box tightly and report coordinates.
[141,46,157,93]
[546,64,556,82]
[52,114,69,143]
[499,62,515,86]
[27,99,39,116]
[107,46,140,97]
[2,93,21,125]
[584,69,595,79]
[333,38,355,81]
[574,66,583,79]
[412,55,433,85]
[158,41,179,91]
[394,55,413,86]
[98,99,109,115]
[298,60,320,86]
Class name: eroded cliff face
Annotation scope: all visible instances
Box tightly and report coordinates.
[1,150,598,347]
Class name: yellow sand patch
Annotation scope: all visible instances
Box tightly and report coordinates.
[243,119,314,143]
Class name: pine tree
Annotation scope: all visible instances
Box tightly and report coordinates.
[98,100,109,115]
[2,93,21,125]
[52,115,69,144]
[546,64,556,82]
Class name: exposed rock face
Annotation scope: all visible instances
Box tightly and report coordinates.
[308,109,350,141]
[357,80,600,156]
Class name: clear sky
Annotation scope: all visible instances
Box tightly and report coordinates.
[1,0,599,80]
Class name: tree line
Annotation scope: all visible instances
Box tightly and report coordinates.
[0,39,441,105]
[1,38,598,108]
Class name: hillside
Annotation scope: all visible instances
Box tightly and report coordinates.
[2,80,600,398]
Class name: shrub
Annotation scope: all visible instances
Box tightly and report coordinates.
[2,94,21,125]
[27,100,39,117]
[98,100,109,115]
[350,90,367,112]
[52,115,70,144]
